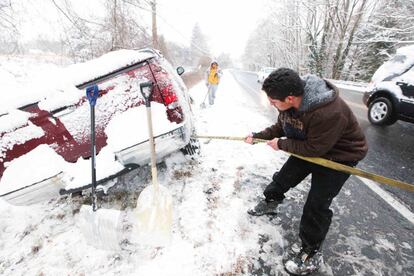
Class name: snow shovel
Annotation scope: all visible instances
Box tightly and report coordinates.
[78,85,122,251]
[130,82,173,247]
[200,87,209,109]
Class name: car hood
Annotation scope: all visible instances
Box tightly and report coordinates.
[372,45,414,83]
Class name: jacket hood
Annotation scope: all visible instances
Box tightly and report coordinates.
[298,74,337,112]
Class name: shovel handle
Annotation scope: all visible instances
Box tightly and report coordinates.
[193,135,414,192]
[86,85,99,211]
[140,82,153,106]
[139,82,159,191]
[146,106,158,188]
[86,85,99,107]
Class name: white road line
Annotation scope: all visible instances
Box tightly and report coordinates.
[357,176,414,224]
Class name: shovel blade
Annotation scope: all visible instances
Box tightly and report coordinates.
[132,184,172,247]
[79,205,123,251]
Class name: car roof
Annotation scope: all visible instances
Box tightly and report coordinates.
[71,48,159,88]
[1,48,161,114]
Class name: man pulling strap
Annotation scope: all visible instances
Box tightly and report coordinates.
[245,68,368,275]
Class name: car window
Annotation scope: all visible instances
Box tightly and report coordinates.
[57,63,154,147]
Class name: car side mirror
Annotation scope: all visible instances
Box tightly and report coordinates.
[176,66,185,76]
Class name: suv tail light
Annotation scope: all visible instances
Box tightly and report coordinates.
[163,91,178,106]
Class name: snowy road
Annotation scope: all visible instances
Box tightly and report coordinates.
[0,70,413,275]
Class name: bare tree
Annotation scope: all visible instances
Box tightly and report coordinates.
[190,23,210,67]
[244,0,379,80]
[0,0,19,54]
[243,0,306,72]
[328,0,369,79]
[51,0,152,61]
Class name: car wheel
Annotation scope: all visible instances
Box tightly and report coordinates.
[368,97,397,126]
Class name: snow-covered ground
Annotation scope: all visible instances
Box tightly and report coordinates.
[0,67,290,275]
[0,60,411,275]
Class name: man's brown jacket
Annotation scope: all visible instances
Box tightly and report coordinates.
[253,75,368,162]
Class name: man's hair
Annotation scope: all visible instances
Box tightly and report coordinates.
[262,68,304,100]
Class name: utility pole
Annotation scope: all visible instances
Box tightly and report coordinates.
[151,0,159,49]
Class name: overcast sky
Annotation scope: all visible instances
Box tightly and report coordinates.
[16,0,268,59]
[157,0,268,58]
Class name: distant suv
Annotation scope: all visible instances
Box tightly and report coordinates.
[363,45,414,126]
[0,48,197,204]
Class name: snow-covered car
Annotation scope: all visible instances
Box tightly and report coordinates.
[0,48,198,204]
[363,45,414,126]
[257,67,277,83]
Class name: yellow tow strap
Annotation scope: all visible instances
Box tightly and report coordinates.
[193,135,414,193]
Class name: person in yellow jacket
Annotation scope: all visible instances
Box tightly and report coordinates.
[205,61,223,106]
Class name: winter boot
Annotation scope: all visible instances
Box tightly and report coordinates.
[247,199,282,216]
[284,247,323,275]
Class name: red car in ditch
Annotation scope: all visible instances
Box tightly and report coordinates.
[0,48,198,205]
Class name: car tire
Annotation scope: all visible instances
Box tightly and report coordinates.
[181,138,200,156]
[368,97,397,126]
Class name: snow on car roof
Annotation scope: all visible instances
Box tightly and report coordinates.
[372,45,414,83]
[65,49,156,86]
[0,49,157,115]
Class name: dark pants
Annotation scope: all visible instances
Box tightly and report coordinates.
[264,156,356,252]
